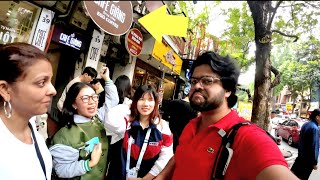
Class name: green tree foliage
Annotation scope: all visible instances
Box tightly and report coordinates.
[175,1,220,57]
[270,44,295,96]
[220,2,255,71]
[178,1,320,129]
[278,37,320,100]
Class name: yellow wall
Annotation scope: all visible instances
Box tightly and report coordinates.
[151,41,183,75]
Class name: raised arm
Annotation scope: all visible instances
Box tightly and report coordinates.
[96,67,119,121]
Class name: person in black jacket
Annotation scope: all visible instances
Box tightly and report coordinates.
[163,93,198,152]
[291,108,320,180]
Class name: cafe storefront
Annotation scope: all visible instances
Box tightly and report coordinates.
[0,1,42,45]
[135,36,183,103]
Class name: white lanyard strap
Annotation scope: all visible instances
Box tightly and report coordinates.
[126,128,152,172]
[126,136,134,172]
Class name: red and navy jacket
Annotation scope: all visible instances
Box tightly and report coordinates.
[116,119,173,180]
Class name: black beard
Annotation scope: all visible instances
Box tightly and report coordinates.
[189,90,224,112]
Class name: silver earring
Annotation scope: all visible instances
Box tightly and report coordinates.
[4,101,12,118]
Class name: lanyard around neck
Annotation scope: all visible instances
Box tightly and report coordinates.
[126,127,152,172]
[28,123,47,180]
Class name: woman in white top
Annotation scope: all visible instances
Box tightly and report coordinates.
[0,43,57,180]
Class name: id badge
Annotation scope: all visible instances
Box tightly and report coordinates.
[127,168,138,178]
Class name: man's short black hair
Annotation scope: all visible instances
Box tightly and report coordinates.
[189,51,240,108]
[82,66,97,78]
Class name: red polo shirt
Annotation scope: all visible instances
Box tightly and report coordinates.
[172,110,287,180]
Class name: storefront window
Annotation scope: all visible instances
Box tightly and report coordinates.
[133,67,146,90]
[146,74,160,91]
[0,1,40,44]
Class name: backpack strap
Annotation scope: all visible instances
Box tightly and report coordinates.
[211,121,252,180]
[211,121,278,180]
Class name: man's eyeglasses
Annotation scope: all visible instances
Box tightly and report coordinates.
[189,76,220,87]
[79,94,99,103]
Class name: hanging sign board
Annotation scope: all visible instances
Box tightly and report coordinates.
[51,25,88,51]
[125,28,143,56]
[85,29,105,69]
[32,8,55,51]
[83,1,133,36]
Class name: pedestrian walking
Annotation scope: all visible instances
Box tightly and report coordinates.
[155,51,298,180]
[291,108,320,180]
[0,42,57,179]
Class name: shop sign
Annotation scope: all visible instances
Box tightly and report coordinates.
[83,1,133,36]
[164,50,176,68]
[152,41,183,75]
[0,25,17,44]
[51,25,87,51]
[125,28,143,56]
[85,29,105,69]
[237,101,253,121]
[286,103,293,112]
[31,8,55,51]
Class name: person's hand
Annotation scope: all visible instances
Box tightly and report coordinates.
[100,67,110,81]
[313,165,318,170]
[89,143,102,168]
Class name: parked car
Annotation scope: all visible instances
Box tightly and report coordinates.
[271,114,289,125]
[274,119,306,146]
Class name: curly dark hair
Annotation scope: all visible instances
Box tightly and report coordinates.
[189,51,240,108]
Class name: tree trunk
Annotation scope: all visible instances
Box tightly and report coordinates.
[247,1,273,130]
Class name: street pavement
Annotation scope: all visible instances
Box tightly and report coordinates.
[270,129,320,179]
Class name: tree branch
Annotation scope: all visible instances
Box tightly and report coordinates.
[267,1,283,30]
[237,86,252,100]
[271,65,281,89]
[305,2,320,9]
[271,30,299,42]
[279,3,306,8]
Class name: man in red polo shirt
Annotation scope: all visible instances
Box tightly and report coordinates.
[155,51,298,180]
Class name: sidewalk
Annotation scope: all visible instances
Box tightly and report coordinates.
[309,155,320,180]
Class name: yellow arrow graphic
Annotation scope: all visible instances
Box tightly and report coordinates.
[138,5,189,43]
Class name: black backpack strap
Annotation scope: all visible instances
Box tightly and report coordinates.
[211,121,253,180]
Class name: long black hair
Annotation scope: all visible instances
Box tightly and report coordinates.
[61,82,94,128]
[115,75,132,104]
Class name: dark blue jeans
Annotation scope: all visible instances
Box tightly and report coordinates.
[291,156,314,180]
